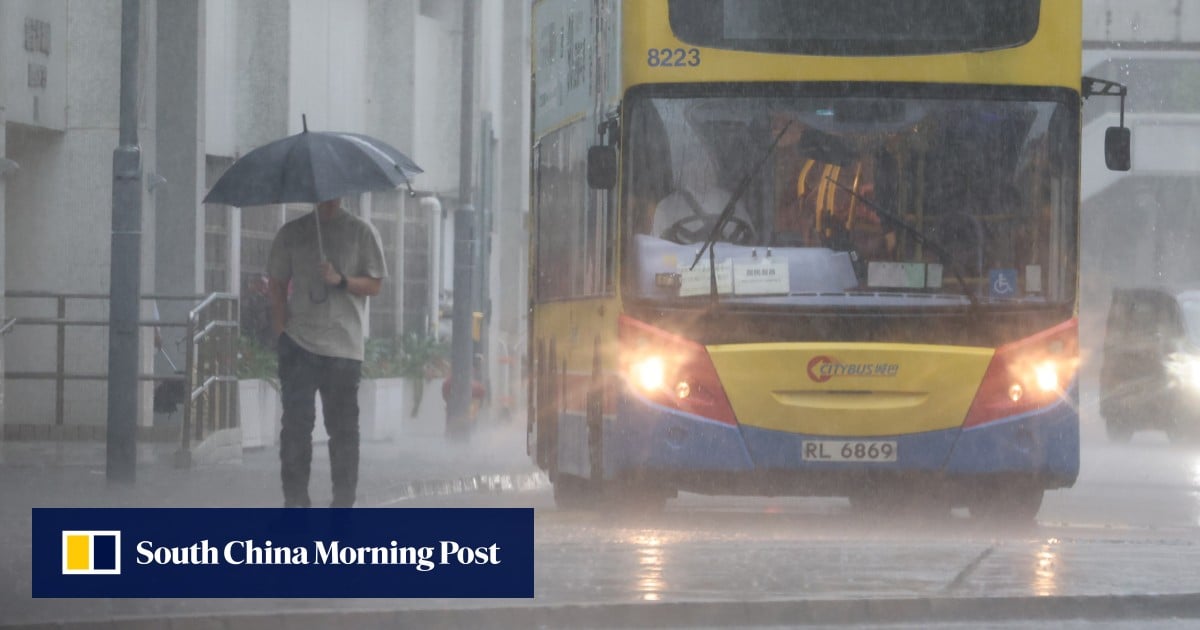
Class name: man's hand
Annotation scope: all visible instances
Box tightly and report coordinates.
[319,261,343,287]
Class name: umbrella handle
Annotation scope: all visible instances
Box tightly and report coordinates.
[310,208,328,303]
[314,209,326,261]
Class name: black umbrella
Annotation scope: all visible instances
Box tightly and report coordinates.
[203,116,422,259]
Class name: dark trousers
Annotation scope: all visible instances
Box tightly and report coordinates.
[278,333,362,507]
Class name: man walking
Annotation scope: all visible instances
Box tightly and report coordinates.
[268,197,387,508]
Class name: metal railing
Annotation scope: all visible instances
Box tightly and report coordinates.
[3,291,239,459]
[178,293,239,466]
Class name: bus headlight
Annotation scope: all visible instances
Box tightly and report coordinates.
[1034,361,1060,393]
[964,319,1078,429]
[632,356,666,392]
[619,316,738,426]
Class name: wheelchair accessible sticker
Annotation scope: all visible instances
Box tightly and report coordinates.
[989,269,1018,298]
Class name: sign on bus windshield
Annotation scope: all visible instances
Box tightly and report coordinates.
[668,0,1042,56]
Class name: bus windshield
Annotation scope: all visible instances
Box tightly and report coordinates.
[668,0,1041,56]
[623,89,1078,309]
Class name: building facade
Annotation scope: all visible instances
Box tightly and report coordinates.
[0,0,530,435]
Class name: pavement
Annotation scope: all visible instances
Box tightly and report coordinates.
[0,411,542,510]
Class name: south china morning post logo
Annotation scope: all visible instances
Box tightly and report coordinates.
[34,508,534,598]
[61,530,121,575]
[132,537,500,572]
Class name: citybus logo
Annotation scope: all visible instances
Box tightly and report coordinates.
[806,356,900,383]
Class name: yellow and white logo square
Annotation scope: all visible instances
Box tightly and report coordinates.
[62,530,121,575]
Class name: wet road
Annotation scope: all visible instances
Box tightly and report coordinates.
[6,429,1200,628]
[401,432,1200,607]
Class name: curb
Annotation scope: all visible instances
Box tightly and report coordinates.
[6,593,1200,629]
[369,471,549,505]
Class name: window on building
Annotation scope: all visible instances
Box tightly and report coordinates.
[204,156,233,294]
[402,200,433,334]
[369,191,401,338]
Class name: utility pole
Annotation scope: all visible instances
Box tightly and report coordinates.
[475,114,495,408]
[447,0,478,441]
[107,0,143,483]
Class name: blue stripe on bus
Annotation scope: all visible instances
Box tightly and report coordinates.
[596,390,1078,480]
[603,396,756,477]
[944,399,1079,478]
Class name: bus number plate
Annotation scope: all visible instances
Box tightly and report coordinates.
[802,440,897,462]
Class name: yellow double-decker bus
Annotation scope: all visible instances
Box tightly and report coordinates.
[529,0,1128,518]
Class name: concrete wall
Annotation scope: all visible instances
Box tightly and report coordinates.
[289,0,367,135]
[204,0,236,158]
[413,7,464,196]
[235,0,289,153]
[4,0,157,426]
[365,0,417,152]
[1084,0,1200,43]
[155,0,205,373]
[0,0,68,130]
[0,108,7,430]
[486,1,531,413]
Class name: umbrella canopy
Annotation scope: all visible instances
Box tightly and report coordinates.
[203,119,422,295]
[203,121,422,207]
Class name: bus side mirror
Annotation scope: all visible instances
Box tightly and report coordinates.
[1105,126,1131,172]
[587,145,617,190]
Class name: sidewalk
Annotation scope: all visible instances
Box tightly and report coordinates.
[0,412,541,510]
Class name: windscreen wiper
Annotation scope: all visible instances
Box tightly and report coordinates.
[689,122,793,306]
[824,177,979,310]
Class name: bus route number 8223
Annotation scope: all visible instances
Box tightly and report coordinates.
[647,47,701,67]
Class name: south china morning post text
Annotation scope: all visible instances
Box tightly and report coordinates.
[134,538,501,572]
[32,508,534,598]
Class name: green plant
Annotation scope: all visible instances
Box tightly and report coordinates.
[400,331,448,417]
[362,337,402,379]
[236,334,279,387]
[398,332,449,380]
[363,333,448,378]
[362,332,448,416]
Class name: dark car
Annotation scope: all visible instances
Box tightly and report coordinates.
[1100,286,1200,442]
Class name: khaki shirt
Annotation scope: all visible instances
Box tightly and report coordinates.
[267,209,387,361]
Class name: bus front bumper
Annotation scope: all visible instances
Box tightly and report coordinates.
[597,393,1080,495]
